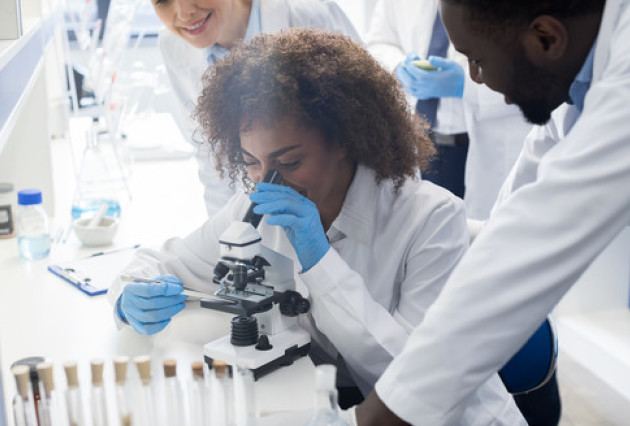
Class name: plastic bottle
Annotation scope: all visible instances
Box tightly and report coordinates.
[305,365,349,426]
[16,189,50,260]
[0,183,16,238]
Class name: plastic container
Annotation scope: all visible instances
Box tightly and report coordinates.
[0,183,16,238]
[16,189,51,260]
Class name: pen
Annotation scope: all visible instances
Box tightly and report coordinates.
[91,244,141,257]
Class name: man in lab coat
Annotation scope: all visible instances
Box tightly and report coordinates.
[349,0,630,424]
[367,0,532,219]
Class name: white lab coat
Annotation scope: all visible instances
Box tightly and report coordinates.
[108,165,523,423]
[376,0,630,424]
[366,0,533,220]
[158,0,360,217]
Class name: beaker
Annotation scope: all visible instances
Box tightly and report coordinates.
[71,117,130,220]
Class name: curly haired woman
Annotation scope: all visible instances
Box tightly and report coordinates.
[109,29,524,421]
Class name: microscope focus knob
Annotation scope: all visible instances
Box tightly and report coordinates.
[295,298,310,314]
[279,291,311,316]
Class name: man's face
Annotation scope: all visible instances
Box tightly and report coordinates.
[441,1,565,125]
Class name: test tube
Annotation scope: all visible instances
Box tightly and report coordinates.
[63,361,84,426]
[90,359,108,426]
[36,362,56,426]
[12,365,37,426]
[162,360,183,426]
[133,355,156,426]
[113,356,132,426]
[233,365,257,426]
[210,360,232,426]
[188,362,207,426]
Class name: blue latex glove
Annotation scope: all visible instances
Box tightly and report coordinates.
[118,274,187,335]
[250,183,330,272]
[396,54,465,100]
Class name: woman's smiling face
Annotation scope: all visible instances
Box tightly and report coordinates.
[151,0,249,49]
[239,119,354,213]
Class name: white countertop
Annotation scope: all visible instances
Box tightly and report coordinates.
[0,133,316,425]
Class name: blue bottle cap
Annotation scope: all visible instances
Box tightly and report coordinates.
[17,189,43,205]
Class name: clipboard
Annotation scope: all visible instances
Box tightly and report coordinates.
[48,246,140,296]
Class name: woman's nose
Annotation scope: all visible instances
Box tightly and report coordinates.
[175,0,197,19]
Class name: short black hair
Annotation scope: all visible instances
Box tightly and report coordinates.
[443,0,605,32]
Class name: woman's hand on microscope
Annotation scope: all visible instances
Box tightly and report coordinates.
[250,183,330,272]
[118,274,188,335]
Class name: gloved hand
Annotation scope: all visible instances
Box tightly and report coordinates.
[396,53,465,100]
[118,274,187,335]
[250,183,330,272]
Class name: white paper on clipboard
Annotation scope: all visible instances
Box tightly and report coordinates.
[48,247,139,296]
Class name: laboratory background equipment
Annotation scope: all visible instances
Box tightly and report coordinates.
[11,366,37,426]
[305,364,349,426]
[90,359,107,426]
[16,189,51,260]
[63,361,85,426]
[10,357,45,426]
[0,183,16,239]
[113,356,131,426]
[36,362,58,426]
[202,170,312,379]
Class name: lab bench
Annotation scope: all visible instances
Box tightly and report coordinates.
[0,137,316,426]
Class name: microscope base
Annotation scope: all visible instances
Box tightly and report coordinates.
[203,327,311,380]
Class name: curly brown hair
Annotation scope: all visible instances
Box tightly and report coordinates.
[194,28,434,191]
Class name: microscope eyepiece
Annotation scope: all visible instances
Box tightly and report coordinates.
[242,169,282,228]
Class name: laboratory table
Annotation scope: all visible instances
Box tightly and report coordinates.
[0,137,316,425]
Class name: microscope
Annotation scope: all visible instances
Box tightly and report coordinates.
[202,171,311,379]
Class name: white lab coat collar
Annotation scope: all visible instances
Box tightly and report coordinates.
[328,165,378,246]
[260,0,292,32]
[593,0,626,82]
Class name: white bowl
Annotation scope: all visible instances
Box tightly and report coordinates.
[73,217,119,247]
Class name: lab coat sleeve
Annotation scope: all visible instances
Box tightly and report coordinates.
[375,13,630,423]
[300,197,468,391]
[107,193,249,327]
[365,0,405,72]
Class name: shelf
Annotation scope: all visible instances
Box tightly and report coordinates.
[0,18,45,153]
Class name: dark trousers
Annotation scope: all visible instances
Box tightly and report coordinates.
[422,134,469,198]
[337,386,365,410]
[513,371,562,426]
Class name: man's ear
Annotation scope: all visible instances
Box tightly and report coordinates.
[522,15,568,65]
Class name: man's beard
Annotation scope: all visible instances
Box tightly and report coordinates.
[508,49,564,125]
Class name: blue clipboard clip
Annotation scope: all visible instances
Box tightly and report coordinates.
[47,265,108,296]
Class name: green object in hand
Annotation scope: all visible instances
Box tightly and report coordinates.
[411,59,438,71]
